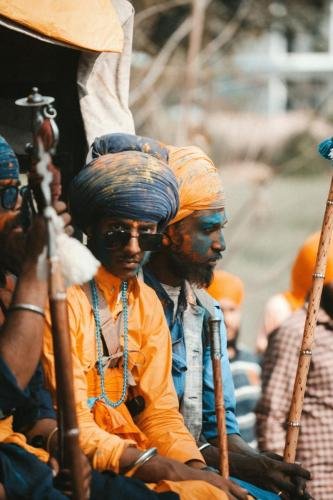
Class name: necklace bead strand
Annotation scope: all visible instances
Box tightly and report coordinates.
[89,279,129,408]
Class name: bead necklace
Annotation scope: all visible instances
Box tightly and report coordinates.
[89,279,129,408]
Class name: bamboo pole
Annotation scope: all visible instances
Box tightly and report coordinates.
[284,174,333,463]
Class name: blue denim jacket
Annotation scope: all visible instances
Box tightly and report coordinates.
[143,269,239,439]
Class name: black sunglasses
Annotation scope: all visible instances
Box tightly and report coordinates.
[0,185,29,210]
[104,230,163,251]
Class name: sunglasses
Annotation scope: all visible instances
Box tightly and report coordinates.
[0,185,29,210]
[104,230,163,251]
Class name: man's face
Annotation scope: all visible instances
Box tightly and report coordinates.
[219,298,241,344]
[89,217,158,281]
[0,179,25,275]
[165,209,227,287]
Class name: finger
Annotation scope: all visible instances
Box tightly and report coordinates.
[228,482,248,499]
[48,457,59,476]
[61,212,71,227]
[278,462,311,479]
[271,477,300,495]
[64,224,74,237]
[293,477,307,496]
[53,200,67,215]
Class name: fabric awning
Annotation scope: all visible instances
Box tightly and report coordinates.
[0,0,123,52]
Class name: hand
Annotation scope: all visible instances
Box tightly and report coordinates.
[261,452,312,499]
[50,452,91,499]
[23,200,73,266]
[228,450,311,499]
[134,455,249,499]
[53,200,73,236]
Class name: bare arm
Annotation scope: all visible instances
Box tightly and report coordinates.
[0,217,47,390]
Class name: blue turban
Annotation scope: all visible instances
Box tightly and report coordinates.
[70,151,179,232]
[89,133,169,163]
[0,136,19,181]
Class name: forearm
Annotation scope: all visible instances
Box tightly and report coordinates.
[222,433,258,457]
[201,441,252,477]
[0,262,47,389]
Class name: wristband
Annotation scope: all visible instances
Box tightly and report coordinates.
[10,303,45,318]
[121,447,158,477]
[46,427,58,453]
[198,442,212,452]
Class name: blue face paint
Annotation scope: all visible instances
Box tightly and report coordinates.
[190,211,227,258]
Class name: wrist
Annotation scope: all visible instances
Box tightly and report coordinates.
[185,459,206,470]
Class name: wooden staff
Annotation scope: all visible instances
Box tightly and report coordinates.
[208,313,229,478]
[284,143,333,463]
[16,88,87,499]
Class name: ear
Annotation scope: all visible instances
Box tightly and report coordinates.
[162,233,171,247]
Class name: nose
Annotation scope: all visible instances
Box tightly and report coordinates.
[14,191,23,211]
[123,233,141,255]
[211,230,226,253]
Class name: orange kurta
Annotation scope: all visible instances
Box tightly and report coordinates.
[0,415,49,463]
[42,266,204,472]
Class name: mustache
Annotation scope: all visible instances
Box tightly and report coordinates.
[209,253,222,262]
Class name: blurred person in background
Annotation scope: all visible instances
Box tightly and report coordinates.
[207,270,261,449]
[256,231,333,354]
[256,276,333,499]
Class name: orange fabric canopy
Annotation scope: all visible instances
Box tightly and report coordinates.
[0,0,123,52]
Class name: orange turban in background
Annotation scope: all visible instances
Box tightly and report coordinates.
[167,145,225,224]
[207,270,245,306]
[283,231,333,310]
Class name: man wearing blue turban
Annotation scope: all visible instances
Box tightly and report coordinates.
[42,144,248,499]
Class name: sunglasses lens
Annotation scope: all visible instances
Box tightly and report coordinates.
[104,231,163,251]
[104,231,131,249]
[1,186,18,209]
[139,233,163,251]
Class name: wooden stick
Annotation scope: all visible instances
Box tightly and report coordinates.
[49,256,87,499]
[284,174,333,463]
[208,315,229,478]
[16,88,87,499]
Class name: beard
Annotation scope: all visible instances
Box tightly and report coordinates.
[167,249,215,288]
[0,213,26,276]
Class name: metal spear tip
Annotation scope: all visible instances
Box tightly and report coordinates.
[318,137,333,161]
[15,86,54,108]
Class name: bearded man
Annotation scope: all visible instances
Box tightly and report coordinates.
[42,144,248,499]
[142,145,311,500]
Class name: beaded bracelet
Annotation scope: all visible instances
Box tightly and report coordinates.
[121,447,158,477]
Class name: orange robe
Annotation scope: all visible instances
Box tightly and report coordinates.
[42,266,227,498]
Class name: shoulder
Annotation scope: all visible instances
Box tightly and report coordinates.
[265,308,306,363]
[190,284,221,317]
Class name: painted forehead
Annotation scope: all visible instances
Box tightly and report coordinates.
[190,209,227,223]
